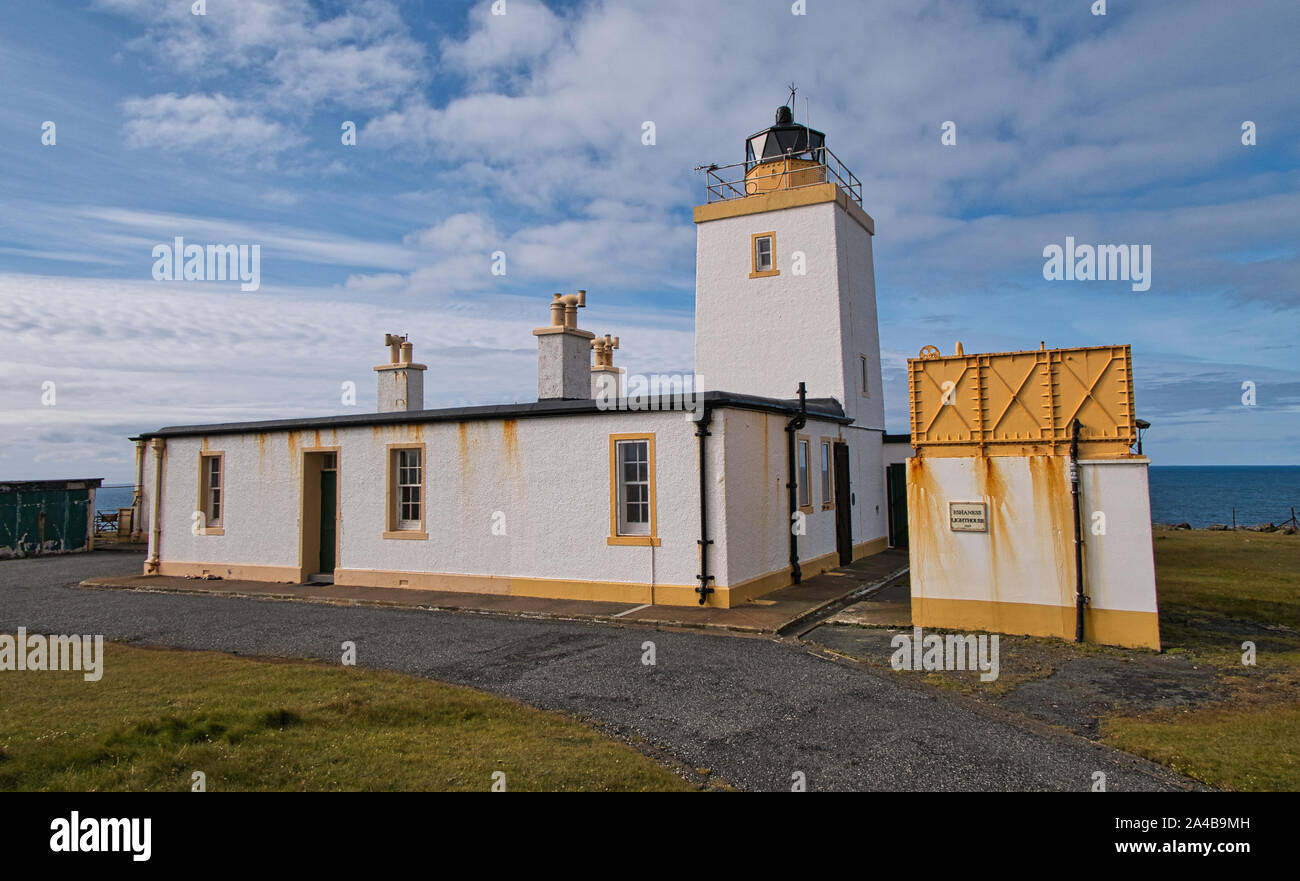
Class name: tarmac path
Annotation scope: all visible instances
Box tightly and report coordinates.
[0,551,1197,792]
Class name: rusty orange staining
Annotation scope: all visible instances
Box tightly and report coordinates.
[313,429,321,449]
[501,418,519,469]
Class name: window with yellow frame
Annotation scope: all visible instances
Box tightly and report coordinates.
[197,451,224,534]
[750,231,779,278]
[608,433,660,546]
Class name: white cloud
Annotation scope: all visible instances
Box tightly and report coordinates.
[0,272,692,480]
[122,93,300,153]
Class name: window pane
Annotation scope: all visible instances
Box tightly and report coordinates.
[616,440,651,535]
[798,441,810,507]
[822,444,832,503]
[395,448,423,528]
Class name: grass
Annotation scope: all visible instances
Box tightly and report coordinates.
[0,642,695,792]
[1100,527,1300,790]
[1150,527,1300,660]
[1102,705,1300,792]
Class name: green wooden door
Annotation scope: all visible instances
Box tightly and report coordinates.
[319,470,337,573]
[886,463,908,549]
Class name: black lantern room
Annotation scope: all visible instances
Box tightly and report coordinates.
[745,105,826,169]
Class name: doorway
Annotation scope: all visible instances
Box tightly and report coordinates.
[886,462,908,549]
[301,450,339,583]
[833,442,852,565]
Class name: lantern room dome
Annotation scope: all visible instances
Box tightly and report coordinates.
[745,105,826,167]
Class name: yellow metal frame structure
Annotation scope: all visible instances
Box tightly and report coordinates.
[907,345,1136,458]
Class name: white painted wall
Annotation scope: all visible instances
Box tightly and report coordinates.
[147,401,882,598]
[695,201,850,404]
[719,409,859,586]
[882,440,913,468]
[834,207,885,430]
[847,427,888,546]
[152,410,718,590]
[907,455,1158,615]
[1078,459,1159,614]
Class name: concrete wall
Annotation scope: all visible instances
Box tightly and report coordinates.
[833,206,885,430]
[149,409,727,604]
[145,403,891,608]
[719,410,885,601]
[906,455,1159,649]
[882,440,913,468]
[695,200,850,404]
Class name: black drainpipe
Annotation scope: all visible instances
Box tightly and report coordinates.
[695,404,715,605]
[785,383,808,584]
[1069,417,1087,642]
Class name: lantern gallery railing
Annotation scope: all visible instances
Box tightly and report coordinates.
[700,147,863,206]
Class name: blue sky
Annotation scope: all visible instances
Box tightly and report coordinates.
[1,0,1297,483]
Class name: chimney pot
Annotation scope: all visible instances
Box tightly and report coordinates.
[533,291,595,399]
[375,334,426,412]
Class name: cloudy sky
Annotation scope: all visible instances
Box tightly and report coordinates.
[1,0,1297,483]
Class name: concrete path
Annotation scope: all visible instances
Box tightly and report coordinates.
[0,551,1199,791]
[78,550,910,635]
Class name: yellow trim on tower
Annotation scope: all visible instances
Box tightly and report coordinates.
[693,182,875,235]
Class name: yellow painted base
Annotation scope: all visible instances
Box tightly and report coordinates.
[911,596,1161,650]
[150,539,893,610]
[852,536,889,561]
[154,561,300,583]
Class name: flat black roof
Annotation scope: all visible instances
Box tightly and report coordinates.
[135,391,852,440]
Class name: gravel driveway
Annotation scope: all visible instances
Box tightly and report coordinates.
[0,551,1199,791]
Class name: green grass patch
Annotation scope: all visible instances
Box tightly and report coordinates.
[1102,704,1300,791]
[1152,527,1300,660]
[1103,528,1300,789]
[0,642,695,792]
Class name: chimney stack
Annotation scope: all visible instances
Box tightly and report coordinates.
[375,333,427,412]
[590,333,623,399]
[533,291,594,400]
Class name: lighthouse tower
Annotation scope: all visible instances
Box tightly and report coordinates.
[693,105,888,544]
[693,105,884,429]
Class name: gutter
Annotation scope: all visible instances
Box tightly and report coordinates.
[785,382,808,585]
[145,438,165,575]
[694,403,715,605]
[1069,418,1087,642]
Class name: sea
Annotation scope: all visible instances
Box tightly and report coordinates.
[1146,466,1300,529]
[92,465,1300,530]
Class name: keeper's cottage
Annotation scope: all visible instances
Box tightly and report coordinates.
[129,107,901,606]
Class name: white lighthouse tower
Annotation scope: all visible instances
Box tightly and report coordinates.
[693,104,889,544]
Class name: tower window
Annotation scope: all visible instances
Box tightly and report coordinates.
[750,232,778,278]
[860,354,871,397]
